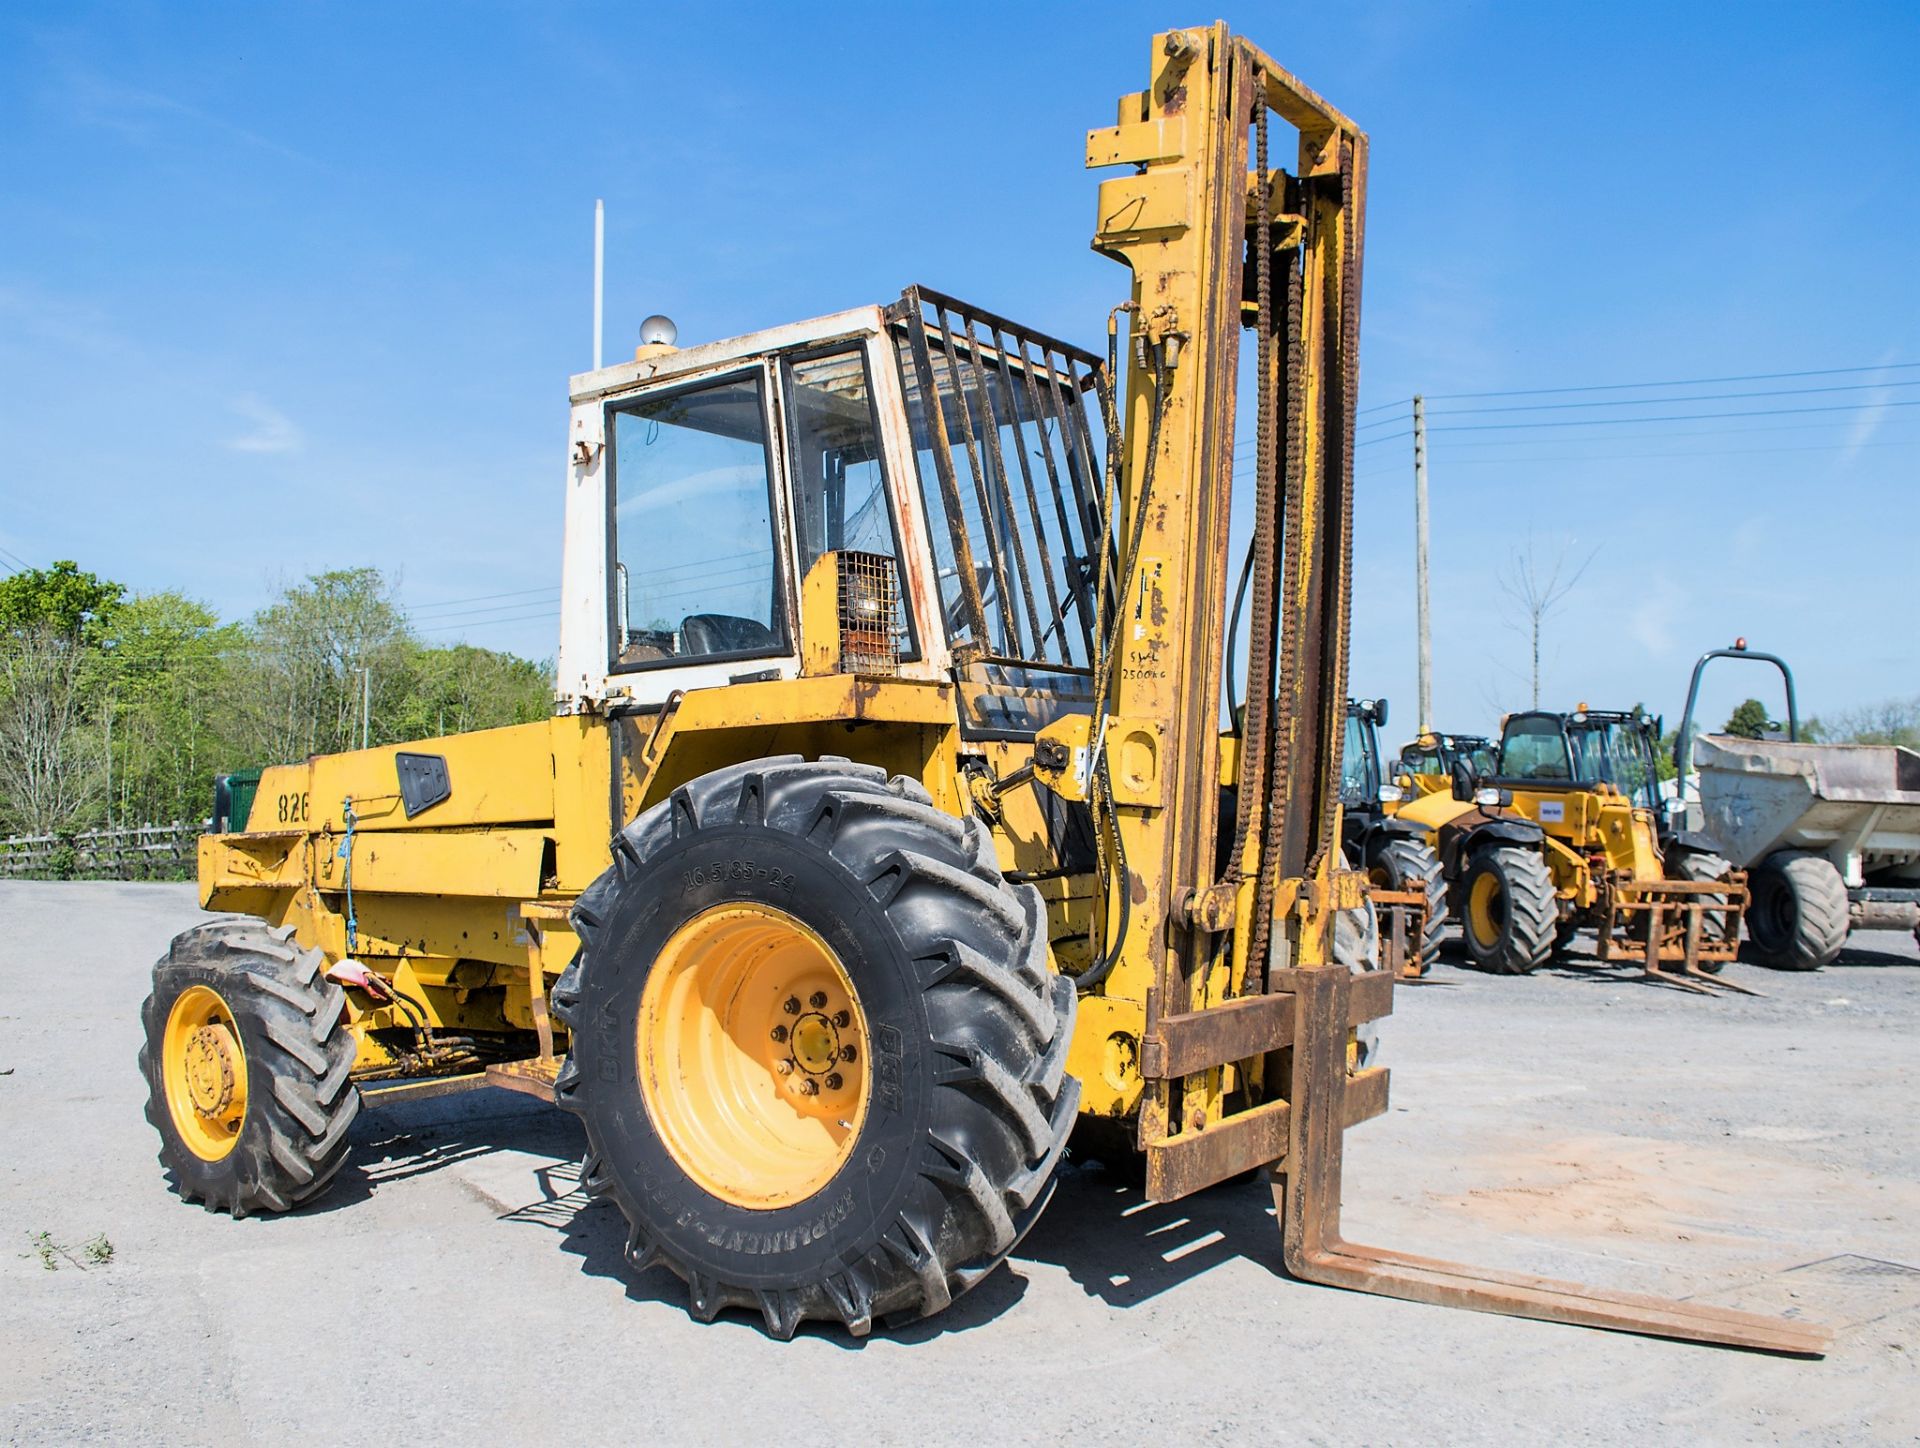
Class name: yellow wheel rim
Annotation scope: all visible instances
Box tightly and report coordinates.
[162,984,249,1162]
[1468,870,1505,947]
[638,903,871,1210]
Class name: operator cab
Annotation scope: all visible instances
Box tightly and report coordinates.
[1398,732,1497,784]
[1340,697,1394,806]
[1495,709,1663,812]
[556,288,1105,735]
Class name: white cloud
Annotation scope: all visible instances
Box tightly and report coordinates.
[225,396,302,455]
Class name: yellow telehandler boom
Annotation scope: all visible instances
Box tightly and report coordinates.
[139,23,1822,1353]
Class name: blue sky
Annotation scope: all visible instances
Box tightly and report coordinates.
[2,1,1915,736]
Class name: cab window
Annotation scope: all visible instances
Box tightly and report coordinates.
[1401,743,1443,776]
[1340,711,1375,802]
[1500,716,1572,780]
[609,373,785,670]
[784,348,914,657]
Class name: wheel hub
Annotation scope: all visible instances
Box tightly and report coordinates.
[638,903,872,1209]
[160,983,250,1162]
[183,1024,238,1115]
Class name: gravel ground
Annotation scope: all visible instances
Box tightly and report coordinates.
[1,880,1916,1445]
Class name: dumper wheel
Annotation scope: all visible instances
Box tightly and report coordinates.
[138,920,359,1216]
[1668,848,1737,974]
[1459,845,1556,974]
[1366,836,1447,975]
[1744,850,1848,971]
[552,756,1079,1339]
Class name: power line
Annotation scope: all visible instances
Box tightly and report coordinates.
[404,583,559,615]
[415,607,559,635]
[1423,376,1920,419]
[1429,399,1920,435]
[1419,359,1920,403]
[1352,433,1919,481]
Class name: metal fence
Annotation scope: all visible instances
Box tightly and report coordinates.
[0,822,200,881]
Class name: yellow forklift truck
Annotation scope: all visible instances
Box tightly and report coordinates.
[137,25,1816,1352]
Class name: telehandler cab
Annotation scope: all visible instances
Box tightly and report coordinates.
[138,24,1820,1353]
[1396,730,1497,797]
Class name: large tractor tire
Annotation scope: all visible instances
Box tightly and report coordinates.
[1744,849,1849,971]
[1365,836,1447,975]
[1668,847,1737,974]
[1458,845,1557,975]
[1331,877,1385,1069]
[138,920,359,1216]
[552,757,1078,1339]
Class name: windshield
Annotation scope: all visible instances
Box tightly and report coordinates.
[1340,711,1377,803]
[1571,720,1659,809]
[1499,715,1572,781]
[1458,741,1499,778]
[1401,742,1443,777]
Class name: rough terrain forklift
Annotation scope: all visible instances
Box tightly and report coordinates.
[1338,698,1446,975]
[1487,707,1749,990]
[137,25,1818,1352]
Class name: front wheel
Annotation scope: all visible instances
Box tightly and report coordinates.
[1458,845,1557,975]
[552,757,1078,1339]
[1366,836,1448,975]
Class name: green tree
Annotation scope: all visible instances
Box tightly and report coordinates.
[0,560,124,642]
[100,592,244,827]
[1724,698,1771,739]
[227,568,411,764]
[0,623,104,835]
[389,643,552,740]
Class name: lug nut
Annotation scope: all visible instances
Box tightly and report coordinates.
[769,1024,788,1043]
[782,996,800,1015]
[840,1044,857,1063]
[799,1078,820,1096]
[825,1073,843,1091]
[832,1009,851,1028]
[774,1059,793,1075]
[809,991,827,1009]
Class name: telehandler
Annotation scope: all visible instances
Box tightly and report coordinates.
[1485,706,1748,989]
[1338,698,1447,975]
[1396,729,1497,797]
[139,24,1819,1352]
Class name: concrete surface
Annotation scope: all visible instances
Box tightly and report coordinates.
[1,880,1916,1446]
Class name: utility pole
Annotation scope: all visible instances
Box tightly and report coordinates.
[1413,393,1432,732]
[593,199,605,371]
[361,666,371,751]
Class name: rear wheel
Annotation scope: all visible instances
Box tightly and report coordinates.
[138,921,359,1216]
[1366,836,1447,975]
[1744,850,1848,970]
[552,757,1078,1338]
[1459,845,1557,975]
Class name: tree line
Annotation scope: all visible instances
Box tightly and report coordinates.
[0,561,551,844]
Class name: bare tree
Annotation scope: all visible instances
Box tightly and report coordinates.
[1499,534,1595,709]
[0,624,104,835]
